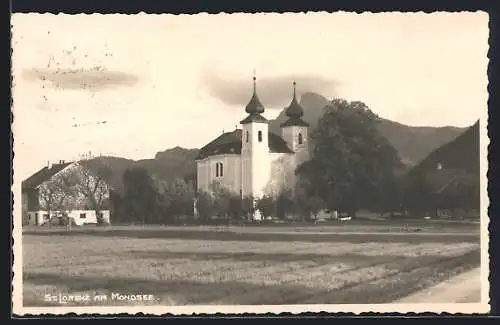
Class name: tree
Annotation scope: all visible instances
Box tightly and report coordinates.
[121,167,158,224]
[195,191,215,223]
[295,184,326,222]
[276,189,295,221]
[65,162,112,224]
[228,195,243,222]
[38,175,75,225]
[240,196,255,222]
[255,195,277,220]
[209,181,232,224]
[156,178,195,223]
[296,99,402,215]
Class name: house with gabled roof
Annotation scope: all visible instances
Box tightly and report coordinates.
[424,165,480,217]
[195,78,310,220]
[21,159,115,226]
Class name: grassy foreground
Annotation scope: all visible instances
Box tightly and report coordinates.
[22,223,481,306]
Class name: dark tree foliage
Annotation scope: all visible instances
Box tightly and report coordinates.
[195,191,215,222]
[156,178,195,223]
[295,182,326,221]
[296,99,402,215]
[275,189,295,220]
[255,195,277,220]
[121,167,158,224]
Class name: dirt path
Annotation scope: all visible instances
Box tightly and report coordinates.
[395,267,481,303]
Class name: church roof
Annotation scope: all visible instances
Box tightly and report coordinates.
[281,81,309,128]
[281,117,310,127]
[240,113,268,124]
[195,129,294,160]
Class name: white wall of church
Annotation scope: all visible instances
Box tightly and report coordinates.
[264,153,295,197]
[196,154,241,195]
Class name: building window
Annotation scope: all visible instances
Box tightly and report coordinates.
[215,162,224,177]
[80,213,86,219]
[246,131,249,143]
[35,212,38,218]
[219,162,224,177]
[298,133,303,144]
[258,130,263,142]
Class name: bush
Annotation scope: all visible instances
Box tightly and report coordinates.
[49,215,77,227]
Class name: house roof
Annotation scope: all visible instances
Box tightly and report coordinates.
[424,168,478,195]
[195,129,294,160]
[21,159,123,194]
[21,162,73,191]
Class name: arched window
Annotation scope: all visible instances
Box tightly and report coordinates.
[246,131,249,143]
[298,133,303,145]
[215,162,219,177]
[258,130,263,142]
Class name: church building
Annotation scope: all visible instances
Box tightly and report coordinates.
[195,77,310,219]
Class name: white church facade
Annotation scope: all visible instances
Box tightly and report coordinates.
[195,77,310,219]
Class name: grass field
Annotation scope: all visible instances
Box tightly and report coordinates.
[22,222,481,306]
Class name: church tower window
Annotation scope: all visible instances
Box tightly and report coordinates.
[215,163,219,177]
[246,131,249,143]
[258,130,263,142]
[298,133,303,145]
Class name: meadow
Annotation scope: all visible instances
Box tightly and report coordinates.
[22,222,481,306]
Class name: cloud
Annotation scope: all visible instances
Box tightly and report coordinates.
[199,69,341,109]
[21,66,139,91]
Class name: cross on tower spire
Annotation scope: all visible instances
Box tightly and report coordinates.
[252,69,257,93]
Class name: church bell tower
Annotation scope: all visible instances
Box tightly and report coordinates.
[240,76,271,210]
[281,82,310,190]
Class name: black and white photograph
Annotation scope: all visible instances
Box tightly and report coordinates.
[11,12,489,315]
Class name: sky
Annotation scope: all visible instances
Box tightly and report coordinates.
[11,12,489,181]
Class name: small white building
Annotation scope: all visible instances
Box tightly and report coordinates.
[195,78,310,220]
[21,160,112,226]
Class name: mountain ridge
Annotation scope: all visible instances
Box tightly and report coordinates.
[75,92,471,190]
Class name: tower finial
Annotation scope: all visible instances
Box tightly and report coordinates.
[252,69,257,93]
[243,69,265,116]
[293,81,297,98]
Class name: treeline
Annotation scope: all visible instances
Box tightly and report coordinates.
[293,98,479,218]
[110,168,328,225]
[111,98,479,224]
[112,168,196,224]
